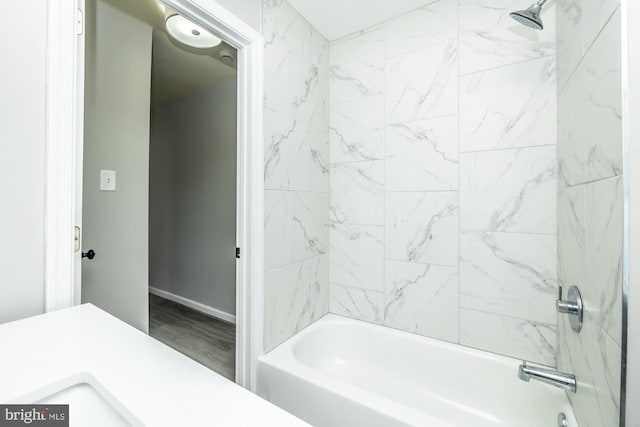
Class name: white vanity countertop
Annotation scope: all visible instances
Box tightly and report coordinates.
[0,304,308,426]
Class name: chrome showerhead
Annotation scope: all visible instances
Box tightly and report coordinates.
[509,0,547,30]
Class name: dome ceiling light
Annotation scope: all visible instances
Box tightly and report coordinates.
[165,14,222,49]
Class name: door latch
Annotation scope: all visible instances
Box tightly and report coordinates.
[74,226,81,253]
[82,250,96,260]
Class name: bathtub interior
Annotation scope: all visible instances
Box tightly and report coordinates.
[262,314,577,427]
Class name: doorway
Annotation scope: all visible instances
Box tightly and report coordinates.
[147,22,238,380]
[44,0,266,388]
[80,0,238,380]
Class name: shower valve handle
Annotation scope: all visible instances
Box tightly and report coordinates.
[556,286,583,333]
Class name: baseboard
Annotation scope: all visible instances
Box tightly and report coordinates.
[149,286,236,324]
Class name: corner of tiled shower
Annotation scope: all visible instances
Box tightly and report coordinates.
[263,0,330,353]
[263,1,624,424]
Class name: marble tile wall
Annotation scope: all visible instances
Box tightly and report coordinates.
[556,3,623,426]
[263,0,330,352]
[328,0,559,366]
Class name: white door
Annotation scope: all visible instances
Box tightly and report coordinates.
[78,0,153,332]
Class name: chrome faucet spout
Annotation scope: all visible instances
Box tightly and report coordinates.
[518,362,577,393]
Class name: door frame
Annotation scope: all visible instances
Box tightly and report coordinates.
[44,0,265,391]
[623,0,640,424]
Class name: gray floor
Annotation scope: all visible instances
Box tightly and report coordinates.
[149,293,235,380]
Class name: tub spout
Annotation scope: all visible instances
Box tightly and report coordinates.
[518,362,577,393]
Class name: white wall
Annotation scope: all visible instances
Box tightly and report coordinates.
[150,80,238,317]
[215,0,262,32]
[0,0,48,324]
[0,0,262,326]
[82,0,152,332]
[327,0,558,367]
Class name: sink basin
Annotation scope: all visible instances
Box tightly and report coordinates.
[37,382,131,427]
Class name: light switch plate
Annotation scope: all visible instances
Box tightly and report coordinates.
[100,170,116,191]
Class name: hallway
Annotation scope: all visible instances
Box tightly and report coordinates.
[149,294,235,380]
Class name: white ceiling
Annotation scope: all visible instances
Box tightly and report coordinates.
[286,0,437,41]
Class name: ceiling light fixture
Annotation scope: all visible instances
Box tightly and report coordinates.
[165,14,222,49]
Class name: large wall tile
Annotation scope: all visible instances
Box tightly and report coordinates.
[264,109,329,192]
[460,57,556,152]
[264,0,328,129]
[557,185,586,292]
[385,40,458,124]
[557,12,622,187]
[330,223,384,292]
[265,190,328,270]
[460,146,556,234]
[556,0,583,91]
[330,27,384,105]
[460,231,557,324]
[292,192,329,261]
[384,0,457,58]
[329,96,384,163]
[460,309,556,366]
[265,190,293,270]
[386,116,459,191]
[330,284,383,324]
[386,191,458,267]
[264,255,329,352]
[581,0,619,53]
[323,0,559,365]
[584,177,623,345]
[330,161,384,225]
[459,0,556,74]
[384,260,458,343]
[556,0,620,91]
[557,313,621,427]
[556,77,577,188]
[263,0,330,352]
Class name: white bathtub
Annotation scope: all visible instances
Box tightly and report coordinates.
[257,314,577,427]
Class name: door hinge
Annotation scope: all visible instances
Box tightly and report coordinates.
[76,8,84,35]
[74,226,81,253]
[236,247,241,259]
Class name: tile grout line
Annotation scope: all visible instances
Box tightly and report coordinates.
[561,173,625,189]
[327,32,333,317]
[383,257,458,269]
[460,144,558,156]
[460,306,557,327]
[382,18,388,327]
[459,54,556,77]
[457,0,462,346]
[328,0,443,46]
[557,4,621,96]
[330,281,384,295]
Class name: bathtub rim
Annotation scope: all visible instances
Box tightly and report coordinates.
[258,313,577,427]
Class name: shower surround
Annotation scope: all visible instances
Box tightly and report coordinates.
[328,0,558,366]
[261,0,626,424]
[263,0,559,366]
